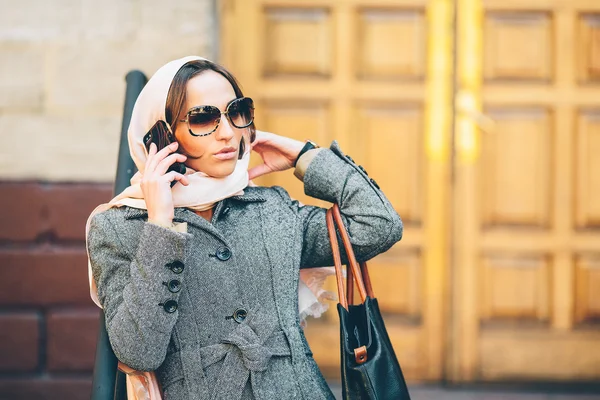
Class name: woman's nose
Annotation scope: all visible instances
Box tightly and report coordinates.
[215,115,235,141]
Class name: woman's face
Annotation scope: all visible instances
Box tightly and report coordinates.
[173,70,245,178]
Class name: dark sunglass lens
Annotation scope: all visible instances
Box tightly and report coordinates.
[229,98,254,128]
[188,106,220,135]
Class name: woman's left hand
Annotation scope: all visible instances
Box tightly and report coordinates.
[248,130,305,180]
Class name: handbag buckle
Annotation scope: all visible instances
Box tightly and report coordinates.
[354,345,368,364]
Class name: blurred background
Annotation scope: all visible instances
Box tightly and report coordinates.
[1,0,600,399]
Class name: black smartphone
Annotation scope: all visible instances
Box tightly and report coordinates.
[143,120,186,187]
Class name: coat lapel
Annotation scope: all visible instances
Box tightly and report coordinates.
[257,201,304,355]
[121,191,267,239]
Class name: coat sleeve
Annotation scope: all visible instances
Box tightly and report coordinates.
[275,140,403,268]
[88,212,192,371]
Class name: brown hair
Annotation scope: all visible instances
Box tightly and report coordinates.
[165,59,256,158]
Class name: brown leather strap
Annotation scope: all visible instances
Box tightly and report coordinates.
[327,205,377,362]
[326,208,348,310]
[348,263,376,305]
[360,262,375,298]
[326,204,377,308]
[346,258,354,306]
[330,204,368,302]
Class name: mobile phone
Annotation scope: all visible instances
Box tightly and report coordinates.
[143,120,186,187]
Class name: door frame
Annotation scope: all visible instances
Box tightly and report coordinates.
[423,0,456,381]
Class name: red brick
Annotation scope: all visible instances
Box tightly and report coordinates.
[0,313,39,372]
[0,248,95,307]
[0,183,46,241]
[0,182,112,243]
[45,184,112,241]
[0,377,92,400]
[47,309,100,372]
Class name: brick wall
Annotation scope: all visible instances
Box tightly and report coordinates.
[0,182,111,400]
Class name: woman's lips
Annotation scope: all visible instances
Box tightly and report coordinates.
[213,150,237,160]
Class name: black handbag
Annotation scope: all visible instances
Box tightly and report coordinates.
[326,204,411,400]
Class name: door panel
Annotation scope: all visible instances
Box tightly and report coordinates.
[574,256,600,325]
[575,111,600,228]
[263,8,332,77]
[481,108,552,227]
[452,0,600,382]
[484,12,553,81]
[221,0,452,382]
[356,9,426,79]
[353,104,424,223]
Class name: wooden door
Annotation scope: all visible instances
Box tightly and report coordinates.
[450,0,600,382]
[221,0,453,382]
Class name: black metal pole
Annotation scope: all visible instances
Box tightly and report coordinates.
[90,311,119,400]
[90,70,147,400]
[114,70,147,195]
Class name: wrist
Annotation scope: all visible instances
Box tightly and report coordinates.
[294,148,323,181]
[148,217,174,229]
[293,140,319,167]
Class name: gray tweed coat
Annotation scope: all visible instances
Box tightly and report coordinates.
[88,141,403,400]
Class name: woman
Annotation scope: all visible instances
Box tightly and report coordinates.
[87,56,403,400]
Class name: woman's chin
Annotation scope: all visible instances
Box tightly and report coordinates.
[191,163,237,178]
[208,171,233,178]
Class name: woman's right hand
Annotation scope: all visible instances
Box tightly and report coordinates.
[141,142,189,226]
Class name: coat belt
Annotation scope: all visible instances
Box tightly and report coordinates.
[158,324,293,399]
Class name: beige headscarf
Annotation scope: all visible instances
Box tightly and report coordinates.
[108,55,251,212]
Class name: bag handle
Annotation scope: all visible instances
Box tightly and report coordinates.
[326,204,375,310]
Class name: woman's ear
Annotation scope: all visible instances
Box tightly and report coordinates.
[249,124,256,144]
[238,136,246,159]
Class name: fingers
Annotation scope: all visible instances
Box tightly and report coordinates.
[142,141,188,187]
[165,171,190,186]
[144,142,158,172]
[156,153,187,175]
[250,130,271,148]
[255,130,273,138]
[148,142,158,156]
[146,142,179,173]
[248,163,272,180]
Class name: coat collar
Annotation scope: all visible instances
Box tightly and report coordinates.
[123,190,266,221]
[229,193,267,203]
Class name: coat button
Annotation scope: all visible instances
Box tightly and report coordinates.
[222,207,231,216]
[370,178,380,190]
[233,308,247,323]
[346,155,355,163]
[164,279,181,293]
[358,165,368,176]
[166,260,184,274]
[162,300,178,313]
[216,247,232,261]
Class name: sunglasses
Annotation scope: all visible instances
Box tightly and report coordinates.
[179,97,254,137]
